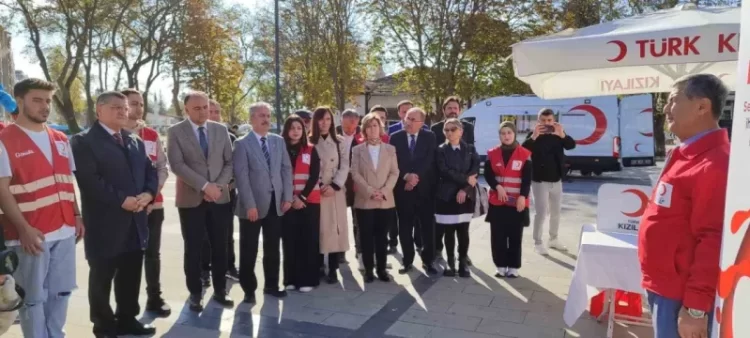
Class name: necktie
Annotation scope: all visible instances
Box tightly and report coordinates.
[113,132,124,147]
[261,137,271,168]
[409,134,416,155]
[198,126,208,158]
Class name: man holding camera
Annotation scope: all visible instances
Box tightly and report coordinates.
[522,108,576,255]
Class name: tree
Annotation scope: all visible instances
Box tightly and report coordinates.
[9,0,106,132]
[48,47,85,121]
[108,0,179,119]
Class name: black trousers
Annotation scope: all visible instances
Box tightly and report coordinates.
[89,250,144,334]
[201,189,237,272]
[388,209,399,248]
[281,204,321,288]
[490,220,523,268]
[435,225,445,256]
[178,201,232,296]
[144,208,165,299]
[440,222,470,260]
[356,208,391,274]
[396,196,435,267]
[351,207,361,254]
[319,252,340,274]
[239,196,282,293]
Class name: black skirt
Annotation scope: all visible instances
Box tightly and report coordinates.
[435,197,475,225]
[485,204,529,227]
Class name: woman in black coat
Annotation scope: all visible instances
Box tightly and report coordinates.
[434,118,480,277]
[484,121,532,278]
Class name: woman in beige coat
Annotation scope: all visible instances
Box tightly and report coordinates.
[351,113,399,283]
[310,107,350,284]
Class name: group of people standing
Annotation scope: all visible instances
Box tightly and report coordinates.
[0,76,578,338]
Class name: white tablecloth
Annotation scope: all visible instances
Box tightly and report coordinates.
[563,224,645,326]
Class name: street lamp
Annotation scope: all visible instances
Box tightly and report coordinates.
[274,0,283,132]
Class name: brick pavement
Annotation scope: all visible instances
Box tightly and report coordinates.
[4,167,660,338]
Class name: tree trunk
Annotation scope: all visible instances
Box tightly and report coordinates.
[652,93,667,157]
[172,65,182,116]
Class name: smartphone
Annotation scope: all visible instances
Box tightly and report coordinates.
[542,125,555,134]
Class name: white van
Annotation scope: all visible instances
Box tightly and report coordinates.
[462,94,655,176]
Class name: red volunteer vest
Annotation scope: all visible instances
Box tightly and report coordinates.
[0,125,76,239]
[138,126,164,207]
[294,144,320,204]
[487,146,531,207]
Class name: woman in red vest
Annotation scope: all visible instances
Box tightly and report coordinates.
[280,115,321,293]
[484,121,532,278]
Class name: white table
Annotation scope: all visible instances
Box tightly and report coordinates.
[563,224,651,337]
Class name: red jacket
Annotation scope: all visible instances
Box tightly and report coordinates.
[638,129,729,312]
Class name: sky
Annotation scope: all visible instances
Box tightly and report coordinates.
[11,0,260,103]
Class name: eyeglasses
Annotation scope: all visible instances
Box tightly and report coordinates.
[444,127,457,133]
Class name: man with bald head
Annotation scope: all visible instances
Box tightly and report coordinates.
[167,91,235,312]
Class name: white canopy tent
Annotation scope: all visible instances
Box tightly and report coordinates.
[511,4,740,99]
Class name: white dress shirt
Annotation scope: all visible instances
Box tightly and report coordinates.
[342,130,356,156]
[188,118,208,143]
[367,144,381,169]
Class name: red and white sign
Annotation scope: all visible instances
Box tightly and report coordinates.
[715,2,750,337]
[596,184,651,234]
[512,4,740,99]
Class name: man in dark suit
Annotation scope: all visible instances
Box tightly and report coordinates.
[390,107,438,274]
[388,100,429,135]
[167,92,235,312]
[71,91,158,337]
[430,96,475,264]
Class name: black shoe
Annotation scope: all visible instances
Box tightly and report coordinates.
[364,273,375,283]
[189,294,203,312]
[338,255,348,264]
[423,264,438,275]
[458,258,471,278]
[226,267,240,281]
[243,294,256,304]
[263,288,288,298]
[326,274,339,284]
[212,293,235,307]
[398,265,413,274]
[388,246,398,255]
[146,297,172,317]
[201,271,211,287]
[117,319,156,335]
[376,271,390,282]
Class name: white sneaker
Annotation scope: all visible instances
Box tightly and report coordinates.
[507,268,520,278]
[286,285,296,290]
[299,286,313,293]
[535,244,549,255]
[495,267,507,277]
[358,254,365,271]
[548,239,568,251]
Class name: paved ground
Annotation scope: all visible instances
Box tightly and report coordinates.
[4,164,664,338]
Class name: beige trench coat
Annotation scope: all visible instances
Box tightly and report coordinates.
[315,135,350,254]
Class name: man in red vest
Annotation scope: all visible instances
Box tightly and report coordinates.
[121,88,171,317]
[639,74,729,338]
[0,78,82,337]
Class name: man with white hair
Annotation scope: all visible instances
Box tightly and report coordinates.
[233,102,293,303]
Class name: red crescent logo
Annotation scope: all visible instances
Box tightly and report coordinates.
[567,105,607,145]
[658,184,667,196]
[639,108,653,137]
[634,143,642,152]
[621,189,648,217]
[607,40,627,62]
[717,209,750,338]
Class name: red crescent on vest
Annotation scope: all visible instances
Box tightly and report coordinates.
[639,108,654,137]
[658,183,667,196]
[567,104,607,146]
[634,143,641,152]
[621,189,648,217]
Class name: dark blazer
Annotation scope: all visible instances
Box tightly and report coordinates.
[336,125,361,206]
[70,122,158,262]
[431,120,475,146]
[389,129,437,199]
[435,141,480,202]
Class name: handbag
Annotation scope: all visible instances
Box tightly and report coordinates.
[473,185,489,218]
